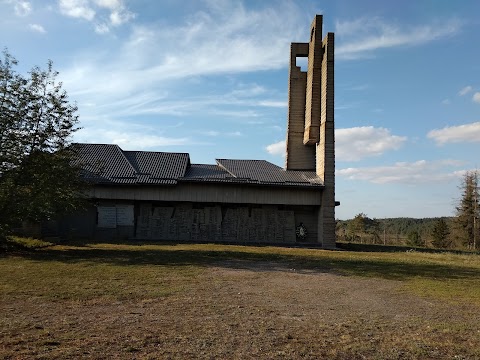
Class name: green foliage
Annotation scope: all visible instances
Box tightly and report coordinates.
[431,218,451,249]
[407,230,423,247]
[0,49,84,238]
[453,171,479,250]
[337,217,456,249]
[345,213,381,244]
[6,236,53,250]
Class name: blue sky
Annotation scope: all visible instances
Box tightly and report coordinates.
[1,0,479,220]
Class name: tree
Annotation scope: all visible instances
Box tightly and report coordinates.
[453,171,479,250]
[407,230,422,247]
[0,49,83,241]
[347,213,380,244]
[431,218,451,249]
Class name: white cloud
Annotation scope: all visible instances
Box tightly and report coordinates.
[427,122,480,145]
[198,130,241,137]
[57,0,134,30]
[337,160,465,184]
[335,126,407,161]
[459,85,473,96]
[7,0,32,16]
[473,92,480,103]
[59,0,95,20]
[109,8,134,26]
[258,100,287,108]
[60,1,304,101]
[200,131,220,137]
[93,0,121,9]
[94,22,109,34]
[75,128,189,149]
[28,23,46,33]
[335,17,460,60]
[265,140,285,156]
[441,99,450,105]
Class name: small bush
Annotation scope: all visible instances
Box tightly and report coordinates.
[6,236,54,250]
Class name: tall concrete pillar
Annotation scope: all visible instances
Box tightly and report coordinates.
[285,15,336,248]
[317,32,336,248]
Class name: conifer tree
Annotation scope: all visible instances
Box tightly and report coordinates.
[454,171,479,250]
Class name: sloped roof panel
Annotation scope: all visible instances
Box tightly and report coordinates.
[123,151,189,179]
[74,143,136,184]
[184,164,230,179]
[73,143,322,187]
[216,159,322,186]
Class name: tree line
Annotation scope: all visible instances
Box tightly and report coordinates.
[337,171,480,251]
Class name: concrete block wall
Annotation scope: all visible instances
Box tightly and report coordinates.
[285,15,336,248]
[304,15,322,145]
[285,42,315,170]
[317,32,336,248]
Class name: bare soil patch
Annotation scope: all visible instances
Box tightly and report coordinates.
[1,253,479,359]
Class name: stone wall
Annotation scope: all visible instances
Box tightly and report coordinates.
[134,202,316,244]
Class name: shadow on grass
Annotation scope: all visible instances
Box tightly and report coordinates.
[2,241,479,283]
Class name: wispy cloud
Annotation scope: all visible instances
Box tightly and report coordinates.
[59,0,95,21]
[58,0,134,32]
[28,23,46,33]
[6,0,31,16]
[258,100,287,108]
[473,93,480,103]
[428,122,480,145]
[75,128,190,149]
[198,130,242,137]
[60,2,303,99]
[265,126,406,160]
[459,85,473,96]
[335,17,461,60]
[265,140,285,156]
[336,126,407,161]
[337,160,465,184]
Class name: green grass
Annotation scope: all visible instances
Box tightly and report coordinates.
[1,241,479,359]
[5,235,54,250]
[2,241,479,304]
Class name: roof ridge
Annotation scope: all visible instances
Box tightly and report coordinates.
[111,145,137,175]
[215,159,237,178]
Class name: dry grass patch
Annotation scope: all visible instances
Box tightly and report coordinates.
[1,242,479,359]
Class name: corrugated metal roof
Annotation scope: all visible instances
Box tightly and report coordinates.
[184,164,230,179]
[123,151,189,179]
[74,144,136,184]
[216,159,322,186]
[74,143,323,187]
[74,143,189,185]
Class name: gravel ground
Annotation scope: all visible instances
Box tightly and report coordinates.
[1,259,479,359]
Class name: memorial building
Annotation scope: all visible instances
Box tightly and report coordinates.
[61,15,337,248]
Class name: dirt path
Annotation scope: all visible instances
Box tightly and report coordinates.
[1,260,479,359]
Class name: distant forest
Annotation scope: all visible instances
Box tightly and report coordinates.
[336,216,459,249]
[337,171,479,251]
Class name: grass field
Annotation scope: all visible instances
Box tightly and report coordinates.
[1,241,479,359]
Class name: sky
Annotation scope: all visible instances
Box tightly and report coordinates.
[1,0,480,220]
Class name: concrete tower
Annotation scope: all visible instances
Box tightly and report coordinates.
[285,15,336,248]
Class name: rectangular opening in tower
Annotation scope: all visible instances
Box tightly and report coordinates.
[295,56,308,72]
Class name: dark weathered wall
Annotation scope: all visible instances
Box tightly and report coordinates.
[86,182,322,206]
[63,201,319,244]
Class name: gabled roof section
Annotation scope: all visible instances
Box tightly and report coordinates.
[75,143,136,183]
[216,159,322,186]
[184,164,231,179]
[123,151,190,183]
[73,143,322,187]
[74,143,190,185]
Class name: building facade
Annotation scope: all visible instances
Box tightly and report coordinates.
[59,15,337,248]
